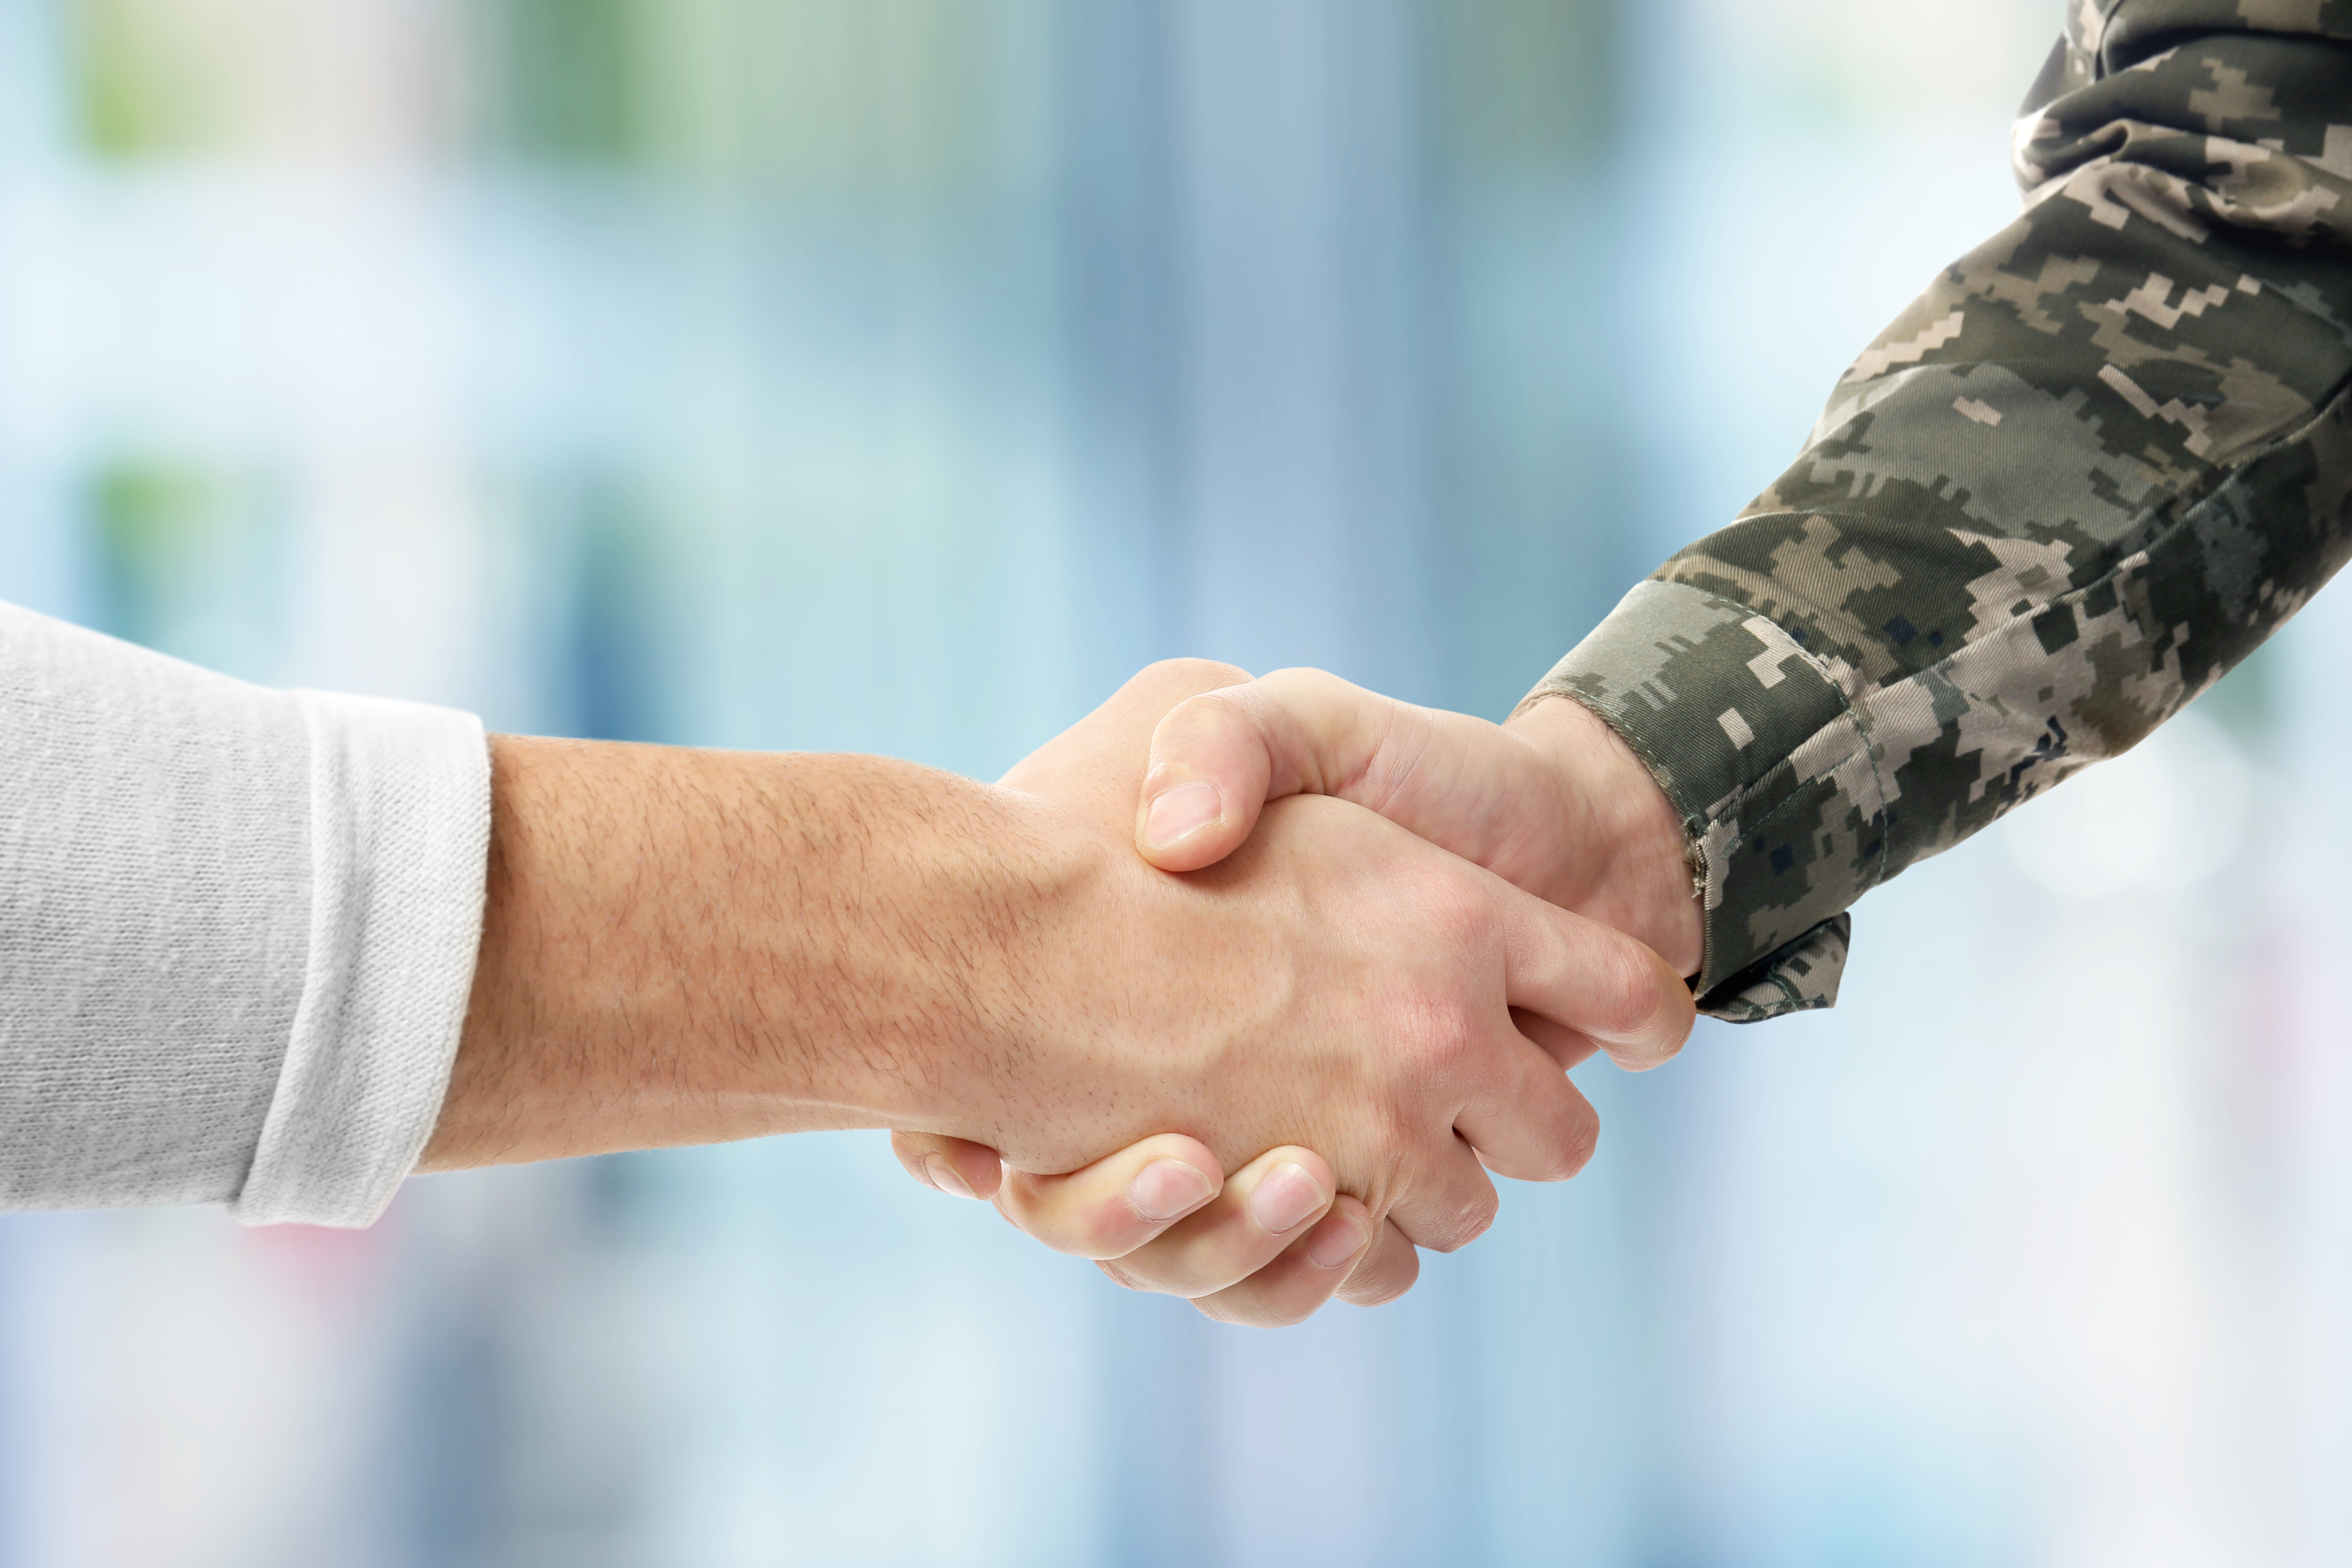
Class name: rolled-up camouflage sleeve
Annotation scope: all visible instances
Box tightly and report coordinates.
[1526,1,2352,1022]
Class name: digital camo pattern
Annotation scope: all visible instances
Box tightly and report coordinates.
[1532,1,2352,1020]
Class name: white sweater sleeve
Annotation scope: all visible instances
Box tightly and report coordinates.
[0,601,491,1227]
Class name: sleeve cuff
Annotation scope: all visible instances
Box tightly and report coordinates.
[1697,916,1850,1023]
[230,693,491,1227]
[1527,579,1888,1022]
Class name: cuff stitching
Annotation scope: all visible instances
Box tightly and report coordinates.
[1682,600,1894,990]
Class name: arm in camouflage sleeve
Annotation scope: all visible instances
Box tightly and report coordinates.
[1528,0,2352,1022]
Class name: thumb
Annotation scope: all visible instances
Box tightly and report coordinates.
[1133,669,1401,873]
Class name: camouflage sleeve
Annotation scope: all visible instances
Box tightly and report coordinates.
[1525,1,2352,1022]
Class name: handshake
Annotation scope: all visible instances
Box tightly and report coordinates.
[425,661,1703,1327]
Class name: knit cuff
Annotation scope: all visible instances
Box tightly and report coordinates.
[231,694,490,1227]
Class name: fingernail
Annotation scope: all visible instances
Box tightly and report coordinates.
[922,1154,977,1200]
[1306,1209,1368,1270]
[1127,1158,1215,1222]
[1249,1162,1327,1236]
[1143,781,1222,849]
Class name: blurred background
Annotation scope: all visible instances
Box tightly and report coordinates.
[2,0,2348,1563]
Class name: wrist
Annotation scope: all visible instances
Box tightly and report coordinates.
[1506,695,1703,979]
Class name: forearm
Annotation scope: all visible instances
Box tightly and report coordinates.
[1535,9,2352,1018]
[423,664,1682,1263]
[421,736,1038,1170]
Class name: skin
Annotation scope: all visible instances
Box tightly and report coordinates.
[892,673,1703,1325]
[423,662,1693,1305]
[1134,679,1702,976]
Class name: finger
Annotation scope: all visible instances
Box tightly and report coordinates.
[992,1134,1224,1260]
[1001,658,1253,800]
[1512,1007,1603,1071]
[1135,668,1407,873]
[1501,895,1697,1072]
[1371,990,1558,1244]
[1136,669,1575,885]
[1453,1039,1601,1184]
[1189,1196,1376,1328]
[891,1131,1005,1201]
[1383,1133,1502,1255]
[1335,1219,1419,1307]
[1090,1147,1338,1298]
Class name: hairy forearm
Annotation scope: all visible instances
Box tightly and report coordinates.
[416,668,1682,1241]
[419,735,1033,1171]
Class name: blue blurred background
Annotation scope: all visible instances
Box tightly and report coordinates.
[6,0,2351,1563]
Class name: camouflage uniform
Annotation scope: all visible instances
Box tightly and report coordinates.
[1526,2,2352,1022]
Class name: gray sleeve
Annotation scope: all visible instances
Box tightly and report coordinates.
[0,601,491,1227]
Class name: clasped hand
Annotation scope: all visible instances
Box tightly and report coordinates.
[891,661,1701,1327]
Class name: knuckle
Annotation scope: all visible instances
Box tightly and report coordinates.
[1421,1185,1499,1254]
[1532,1105,1601,1183]
[1159,687,1226,727]
[1192,1295,1276,1329]
[1204,1290,1313,1330]
[1339,1232,1419,1305]
[1189,688,1258,743]
[1069,1211,1137,1260]
[1143,657,1250,692]
[1148,690,1260,776]
[1341,1253,1416,1306]
[1011,1189,1131,1260]
[1560,1105,1602,1177]
[1263,666,1348,705]
[1457,1185,1501,1246]
[1417,878,1491,949]
[993,1185,1040,1227]
[1095,1258,1147,1293]
[1395,1000,1478,1078]
[1588,936,1669,1043]
[1353,1114,1419,1194]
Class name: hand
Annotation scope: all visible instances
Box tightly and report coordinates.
[1131,670,1701,978]
[971,662,1687,1203]
[890,664,1698,1324]
[429,661,1686,1259]
[902,1131,1408,1327]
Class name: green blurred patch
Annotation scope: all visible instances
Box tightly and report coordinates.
[87,457,283,678]
[71,0,1000,190]
[70,0,238,158]
[1427,0,1620,175]
[475,0,994,196]
[482,0,648,163]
